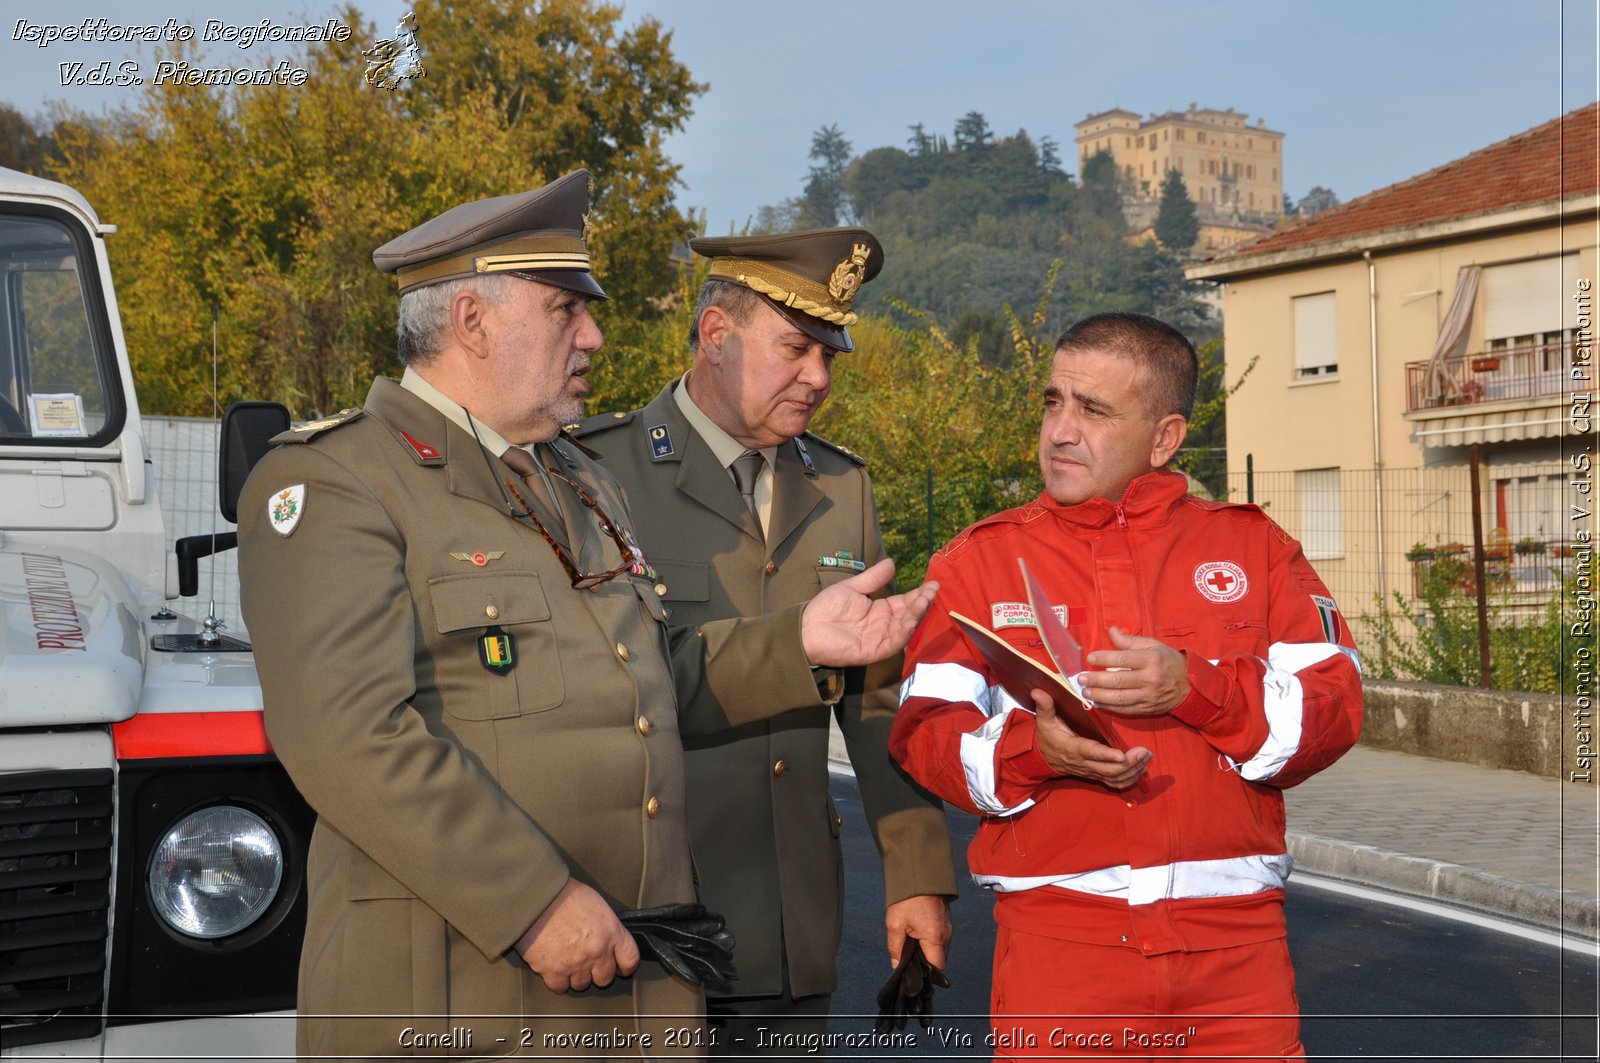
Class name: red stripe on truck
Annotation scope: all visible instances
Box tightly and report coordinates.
[113,711,274,759]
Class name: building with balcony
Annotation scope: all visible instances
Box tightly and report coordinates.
[1075,104,1285,253]
[1186,104,1597,613]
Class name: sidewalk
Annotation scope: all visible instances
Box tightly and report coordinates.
[830,733,1600,939]
[1286,744,1598,939]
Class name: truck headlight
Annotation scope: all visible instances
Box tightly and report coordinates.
[147,805,284,939]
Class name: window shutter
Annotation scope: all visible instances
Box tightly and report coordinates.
[1293,292,1338,377]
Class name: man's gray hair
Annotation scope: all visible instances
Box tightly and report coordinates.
[688,278,766,354]
[395,274,519,366]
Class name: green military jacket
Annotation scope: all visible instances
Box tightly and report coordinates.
[575,382,957,1000]
[238,378,825,1059]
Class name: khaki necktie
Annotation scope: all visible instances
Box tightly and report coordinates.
[499,444,558,519]
[730,450,765,540]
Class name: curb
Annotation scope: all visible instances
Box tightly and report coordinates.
[1288,831,1599,940]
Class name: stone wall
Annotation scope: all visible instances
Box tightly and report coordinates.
[1362,679,1587,783]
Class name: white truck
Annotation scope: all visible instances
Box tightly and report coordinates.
[0,166,309,1058]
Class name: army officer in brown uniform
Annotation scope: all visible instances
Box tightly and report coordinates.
[575,229,957,1051]
[237,173,939,1061]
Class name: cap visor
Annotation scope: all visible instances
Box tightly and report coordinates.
[767,298,853,352]
[520,269,608,301]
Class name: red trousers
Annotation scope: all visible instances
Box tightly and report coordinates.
[989,925,1305,1062]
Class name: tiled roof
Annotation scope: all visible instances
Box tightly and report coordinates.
[1206,103,1599,263]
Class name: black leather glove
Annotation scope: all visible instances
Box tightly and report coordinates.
[618,903,738,989]
[874,937,951,1033]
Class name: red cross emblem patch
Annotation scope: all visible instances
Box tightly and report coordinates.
[1194,560,1248,603]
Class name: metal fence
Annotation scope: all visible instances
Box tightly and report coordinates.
[1221,459,1576,618]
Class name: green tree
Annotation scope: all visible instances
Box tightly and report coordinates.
[1079,149,1125,226]
[1154,168,1199,253]
[1038,135,1062,174]
[0,105,48,174]
[403,0,706,313]
[906,122,937,157]
[47,0,703,417]
[799,122,852,227]
[1297,185,1340,217]
[844,146,919,224]
[952,111,992,152]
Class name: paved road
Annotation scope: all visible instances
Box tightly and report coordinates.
[823,771,1597,1061]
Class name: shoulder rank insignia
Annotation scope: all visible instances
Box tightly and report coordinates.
[268,484,305,537]
[570,409,634,439]
[801,431,868,468]
[450,551,505,567]
[272,407,364,444]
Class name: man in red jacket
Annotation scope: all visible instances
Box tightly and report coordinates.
[890,312,1362,1061]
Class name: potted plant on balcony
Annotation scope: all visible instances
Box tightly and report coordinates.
[1514,537,1547,557]
[1405,542,1436,562]
[1470,355,1501,372]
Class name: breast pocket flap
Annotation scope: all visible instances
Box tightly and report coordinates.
[429,571,551,634]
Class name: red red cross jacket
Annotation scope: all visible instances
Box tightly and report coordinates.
[890,470,1363,955]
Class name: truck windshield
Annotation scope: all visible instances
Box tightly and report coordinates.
[0,211,120,444]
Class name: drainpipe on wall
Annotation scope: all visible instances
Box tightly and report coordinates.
[1365,249,1386,603]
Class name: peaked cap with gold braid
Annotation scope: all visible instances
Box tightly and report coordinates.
[690,227,884,352]
[373,169,607,299]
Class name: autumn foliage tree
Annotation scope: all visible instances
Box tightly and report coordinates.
[47,0,702,417]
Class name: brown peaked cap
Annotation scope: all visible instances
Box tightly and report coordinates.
[690,227,884,352]
[373,169,606,299]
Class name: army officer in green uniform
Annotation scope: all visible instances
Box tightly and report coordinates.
[237,173,939,1060]
[575,228,957,1050]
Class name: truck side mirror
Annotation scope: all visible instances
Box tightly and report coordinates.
[219,401,290,523]
[171,402,290,601]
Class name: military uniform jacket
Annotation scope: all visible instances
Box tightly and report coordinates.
[575,382,957,1000]
[238,378,826,1060]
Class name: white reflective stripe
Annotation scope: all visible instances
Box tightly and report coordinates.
[1130,853,1292,905]
[974,865,1129,895]
[959,711,1036,817]
[1229,641,1345,782]
[992,684,1027,714]
[899,661,994,713]
[972,853,1291,902]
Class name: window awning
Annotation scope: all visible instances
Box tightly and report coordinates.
[1406,394,1571,447]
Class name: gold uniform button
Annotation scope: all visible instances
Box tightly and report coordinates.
[485,604,499,620]
[773,760,787,777]
[615,643,631,662]
[646,796,660,818]
[764,561,777,576]
[655,583,668,596]
[636,716,652,736]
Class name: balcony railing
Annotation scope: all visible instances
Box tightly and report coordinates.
[1405,536,1572,597]
[1405,340,1574,413]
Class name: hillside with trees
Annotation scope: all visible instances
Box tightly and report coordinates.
[752,114,1218,366]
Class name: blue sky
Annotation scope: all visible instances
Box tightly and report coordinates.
[3,1,1595,232]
